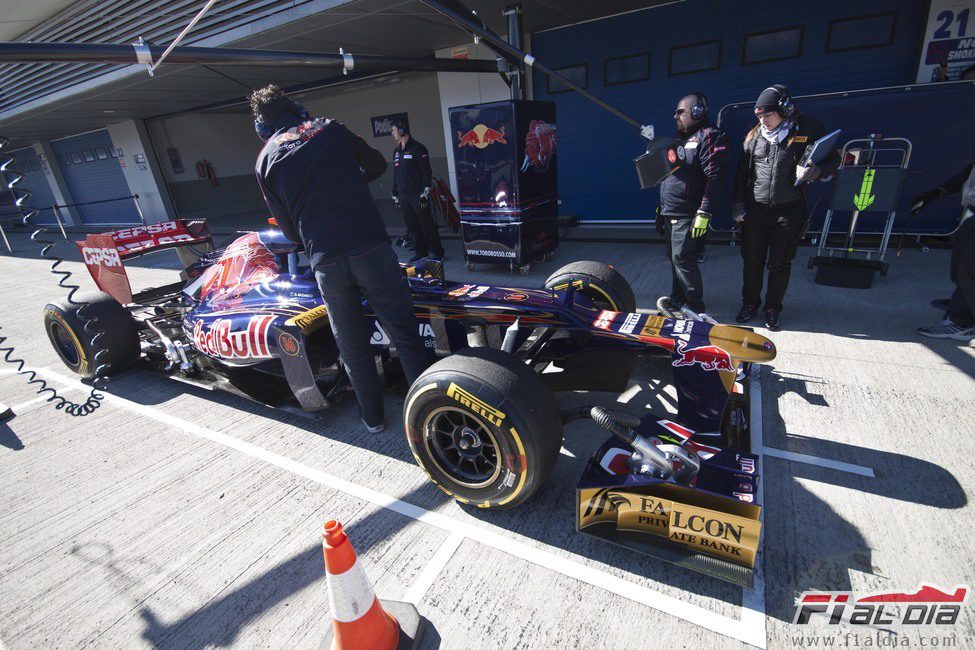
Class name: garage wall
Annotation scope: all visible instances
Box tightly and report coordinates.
[147,112,265,220]
[531,0,928,221]
[146,72,449,222]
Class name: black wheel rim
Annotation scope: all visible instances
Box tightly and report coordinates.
[423,406,501,488]
[49,320,81,367]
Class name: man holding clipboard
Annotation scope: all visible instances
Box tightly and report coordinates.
[731,85,841,331]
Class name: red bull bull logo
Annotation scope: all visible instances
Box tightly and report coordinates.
[457,124,507,149]
[672,340,734,372]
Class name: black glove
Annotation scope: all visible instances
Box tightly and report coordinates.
[909,188,944,212]
[655,206,665,236]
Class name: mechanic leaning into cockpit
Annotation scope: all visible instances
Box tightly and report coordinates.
[251,85,430,434]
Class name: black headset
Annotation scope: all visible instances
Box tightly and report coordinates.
[254,97,311,141]
[689,91,709,121]
[764,84,796,118]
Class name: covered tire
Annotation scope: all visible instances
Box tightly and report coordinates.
[404,347,563,509]
[544,261,636,312]
[43,290,140,379]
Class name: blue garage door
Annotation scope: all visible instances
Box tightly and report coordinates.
[530,0,927,221]
[1,147,58,227]
[50,130,137,224]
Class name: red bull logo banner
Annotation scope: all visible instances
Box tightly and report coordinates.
[193,315,275,360]
[456,124,508,149]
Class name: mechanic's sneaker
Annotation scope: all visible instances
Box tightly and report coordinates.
[764,308,782,332]
[362,419,385,434]
[407,254,426,264]
[917,318,975,341]
[735,304,758,324]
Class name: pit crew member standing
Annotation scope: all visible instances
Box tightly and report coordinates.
[251,85,430,433]
[913,160,975,341]
[391,121,445,263]
[731,85,840,331]
[656,92,728,314]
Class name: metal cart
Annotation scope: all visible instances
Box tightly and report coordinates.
[809,134,912,288]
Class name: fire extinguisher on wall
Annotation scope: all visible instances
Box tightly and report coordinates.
[194,159,218,186]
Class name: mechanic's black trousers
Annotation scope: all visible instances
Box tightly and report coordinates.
[663,215,705,312]
[314,241,431,426]
[947,213,975,327]
[400,193,444,258]
[740,201,805,312]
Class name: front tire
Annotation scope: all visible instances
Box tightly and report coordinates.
[43,290,140,379]
[404,347,563,509]
[544,260,636,312]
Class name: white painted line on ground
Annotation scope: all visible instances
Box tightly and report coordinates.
[32,367,766,647]
[762,447,875,478]
[9,386,80,413]
[741,366,768,650]
[404,532,464,605]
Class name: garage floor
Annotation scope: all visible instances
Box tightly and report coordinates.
[1,230,972,649]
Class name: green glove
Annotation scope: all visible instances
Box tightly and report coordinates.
[691,211,710,238]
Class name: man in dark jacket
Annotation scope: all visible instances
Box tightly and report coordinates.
[731,84,840,331]
[391,121,444,263]
[656,92,728,314]
[251,85,429,433]
[913,161,975,341]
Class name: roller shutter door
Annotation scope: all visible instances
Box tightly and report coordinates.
[50,130,136,224]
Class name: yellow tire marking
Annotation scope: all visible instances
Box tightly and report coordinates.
[46,309,89,375]
[587,283,618,311]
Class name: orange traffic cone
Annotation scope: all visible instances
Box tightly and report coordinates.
[320,520,425,650]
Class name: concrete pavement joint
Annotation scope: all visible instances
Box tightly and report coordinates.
[26,365,766,647]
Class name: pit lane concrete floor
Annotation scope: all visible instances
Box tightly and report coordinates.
[0,230,973,650]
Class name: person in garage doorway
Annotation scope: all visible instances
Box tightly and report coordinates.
[656,91,728,315]
[251,85,430,434]
[390,120,445,263]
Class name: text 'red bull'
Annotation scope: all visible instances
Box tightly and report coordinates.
[672,341,733,372]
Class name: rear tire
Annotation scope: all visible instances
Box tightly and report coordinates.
[404,347,562,509]
[43,290,140,379]
[544,260,636,312]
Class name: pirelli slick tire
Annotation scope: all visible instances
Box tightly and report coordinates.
[43,291,140,379]
[544,261,636,312]
[404,347,563,509]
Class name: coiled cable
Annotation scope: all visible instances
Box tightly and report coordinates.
[0,136,107,415]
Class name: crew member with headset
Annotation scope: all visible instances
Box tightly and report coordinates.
[655,92,728,315]
[251,85,430,434]
[731,84,840,331]
[912,160,975,341]
[390,120,445,263]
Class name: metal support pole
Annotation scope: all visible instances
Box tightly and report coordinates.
[503,3,525,100]
[52,205,67,239]
[0,223,11,252]
[131,194,148,226]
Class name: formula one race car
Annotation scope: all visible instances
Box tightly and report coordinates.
[44,219,775,584]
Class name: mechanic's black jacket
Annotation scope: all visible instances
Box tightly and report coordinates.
[733,116,840,208]
[255,117,388,269]
[392,137,432,197]
[937,161,975,210]
[659,120,729,217]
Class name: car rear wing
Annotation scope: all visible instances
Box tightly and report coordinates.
[76,219,211,304]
